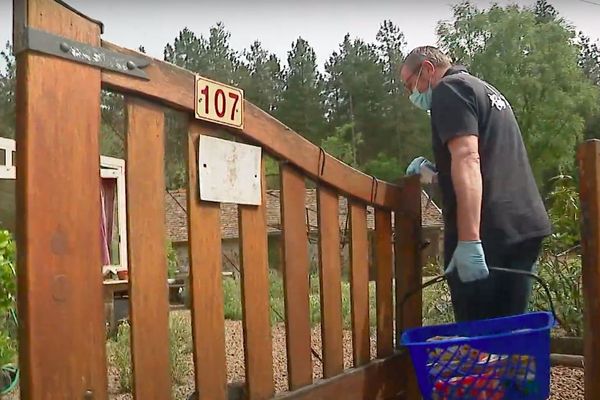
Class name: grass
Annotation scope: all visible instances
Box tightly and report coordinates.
[221,270,378,330]
[106,312,193,395]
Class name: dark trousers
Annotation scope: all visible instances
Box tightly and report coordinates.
[444,236,544,322]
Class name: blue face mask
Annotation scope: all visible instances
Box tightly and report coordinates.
[409,67,433,111]
[410,86,432,111]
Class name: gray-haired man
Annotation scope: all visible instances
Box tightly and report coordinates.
[400,46,552,322]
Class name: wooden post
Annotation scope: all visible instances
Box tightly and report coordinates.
[349,201,371,367]
[14,0,108,397]
[317,185,345,378]
[577,139,600,400]
[187,124,228,400]
[238,158,275,399]
[125,98,171,399]
[374,209,394,358]
[280,163,313,390]
[394,176,422,400]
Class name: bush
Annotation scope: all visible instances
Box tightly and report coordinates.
[107,322,132,393]
[422,281,454,326]
[529,173,583,336]
[530,253,582,336]
[0,230,16,367]
[418,173,585,333]
[222,276,243,321]
[107,312,193,394]
[166,240,179,279]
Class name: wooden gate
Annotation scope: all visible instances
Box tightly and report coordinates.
[12,0,423,399]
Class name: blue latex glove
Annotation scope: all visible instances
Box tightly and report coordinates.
[445,241,490,283]
[406,156,436,176]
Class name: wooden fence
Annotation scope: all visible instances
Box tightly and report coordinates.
[12,0,422,399]
[577,139,600,400]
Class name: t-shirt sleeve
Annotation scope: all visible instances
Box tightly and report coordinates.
[431,79,479,145]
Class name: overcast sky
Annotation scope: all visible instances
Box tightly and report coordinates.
[1,0,599,69]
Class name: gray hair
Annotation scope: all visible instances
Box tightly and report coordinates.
[403,46,453,72]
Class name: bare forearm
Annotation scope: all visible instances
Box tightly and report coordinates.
[451,152,482,241]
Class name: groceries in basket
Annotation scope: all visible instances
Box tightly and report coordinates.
[425,335,537,399]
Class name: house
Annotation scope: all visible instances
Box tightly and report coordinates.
[0,137,128,275]
[165,188,444,278]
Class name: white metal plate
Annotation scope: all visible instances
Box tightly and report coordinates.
[198,135,262,205]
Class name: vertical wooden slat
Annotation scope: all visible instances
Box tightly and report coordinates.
[125,98,171,399]
[14,0,108,398]
[374,209,393,358]
[394,176,422,400]
[239,157,275,399]
[577,139,600,400]
[349,201,370,367]
[280,164,313,390]
[317,185,344,378]
[187,124,228,400]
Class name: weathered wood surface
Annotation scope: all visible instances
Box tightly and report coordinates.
[317,185,345,378]
[374,209,394,358]
[187,123,228,400]
[280,164,313,390]
[394,176,422,400]
[577,139,600,400]
[125,98,171,399]
[14,0,108,397]
[349,201,370,367]
[275,353,406,400]
[238,159,275,399]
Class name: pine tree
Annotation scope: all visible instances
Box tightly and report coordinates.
[240,41,283,113]
[275,38,327,143]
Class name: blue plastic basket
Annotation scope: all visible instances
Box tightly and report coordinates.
[400,310,555,400]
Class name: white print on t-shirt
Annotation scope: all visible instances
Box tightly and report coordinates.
[488,93,507,111]
[483,82,509,111]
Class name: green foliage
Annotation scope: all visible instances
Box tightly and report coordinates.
[164,23,244,86]
[222,276,243,321]
[220,271,378,330]
[107,322,132,393]
[437,1,600,185]
[0,42,15,139]
[422,281,454,326]
[240,41,283,113]
[0,230,16,367]
[275,38,328,143]
[99,90,125,159]
[320,123,363,167]
[107,313,193,394]
[325,34,387,162]
[545,173,580,252]
[363,153,404,183]
[0,231,16,313]
[578,32,600,86]
[168,313,194,386]
[531,254,582,336]
[532,173,582,336]
[268,270,285,325]
[166,240,179,279]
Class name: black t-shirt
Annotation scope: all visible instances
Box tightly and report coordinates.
[430,66,552,246]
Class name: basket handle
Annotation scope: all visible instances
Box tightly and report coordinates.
[398,266,561,327]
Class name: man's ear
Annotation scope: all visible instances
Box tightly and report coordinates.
[423,60,436,78]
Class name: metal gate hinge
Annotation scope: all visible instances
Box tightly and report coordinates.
[14,27,150,80]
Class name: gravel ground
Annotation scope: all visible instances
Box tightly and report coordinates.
[3,313,585,399]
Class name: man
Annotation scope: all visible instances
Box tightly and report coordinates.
[400,46,552,322]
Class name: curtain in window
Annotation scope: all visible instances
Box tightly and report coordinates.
[100,177,117,266]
